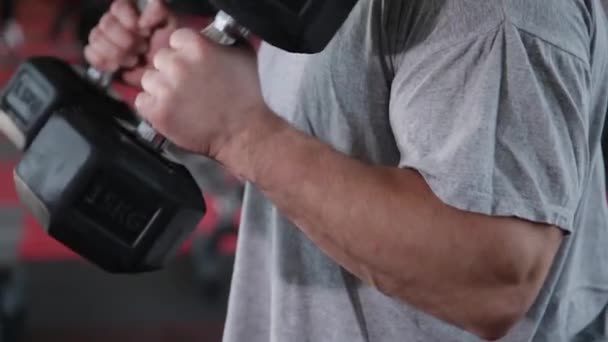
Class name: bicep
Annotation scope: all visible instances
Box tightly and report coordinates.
[389,22,590,234]
[470,214,564,285]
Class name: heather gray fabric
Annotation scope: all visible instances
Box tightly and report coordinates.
[220,0,608,341]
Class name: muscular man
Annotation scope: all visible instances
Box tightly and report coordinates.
[86,0,608,340]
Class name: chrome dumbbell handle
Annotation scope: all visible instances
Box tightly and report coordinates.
[83,0,164,148]
[201,11,250,46]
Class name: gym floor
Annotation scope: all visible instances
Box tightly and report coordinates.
[0,1,228,341]
[24,260,226,342]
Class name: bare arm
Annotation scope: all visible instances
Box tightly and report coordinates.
[218,110,564,341]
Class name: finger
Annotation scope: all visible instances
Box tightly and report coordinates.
[139,0,171,30]
[151,48,188,86]
[97,13,138,50]
[152,47,175,71]
[169,28,205,53]
[84,40,121,71]
[134,91,156,118]
[110,0,139,32]
[88,29,126,69]
[84,45,115,71]
[89,45,119,71]
[140,69,171,98]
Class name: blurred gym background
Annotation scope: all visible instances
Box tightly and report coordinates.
[0,0,238,341]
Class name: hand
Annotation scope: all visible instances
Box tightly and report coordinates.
[134,28,274,161]
[84,0,178,87]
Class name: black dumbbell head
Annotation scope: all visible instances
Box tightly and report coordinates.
[0,57,138,150]
[210,0,359,53]
[170,0,218,16]
[14,106,206,273]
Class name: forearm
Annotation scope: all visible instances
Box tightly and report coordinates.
[218,111,552,339]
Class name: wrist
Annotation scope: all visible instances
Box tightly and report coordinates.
[215,105,289,182]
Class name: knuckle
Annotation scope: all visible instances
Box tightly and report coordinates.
[100,18,135,50]
[152,48,167,67]
[94,57,110,71]
[115,33,135,51]
[110,0,128,16]
[88,27,100,43]
[83,46,92,59]
[98,14,114,31]
[84,48,101,67]
[171,58,189,81]
[111,0,137,29]
[95,51,117,69]
[85,48,112,70]
[170,28,187,40]
[141,70,154,89]
[122,34,136,48]
[110,0,123,14]
[150,72,162,89]
[103,46,120,61]
[169,28,192,47]
[102,58,117,71]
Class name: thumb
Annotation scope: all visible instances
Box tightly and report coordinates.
[138,0,172,30]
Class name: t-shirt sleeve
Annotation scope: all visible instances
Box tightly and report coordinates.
[389,22,591,232]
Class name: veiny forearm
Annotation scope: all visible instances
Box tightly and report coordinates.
[219,113,556,339]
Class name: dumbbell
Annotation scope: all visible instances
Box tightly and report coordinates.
[163,0,361,169]
[14,104,206,273]
[0,57,139,150]
[1,0,359,274]
[206,0,359,53]
[0,1,209,274]
[0,0,153,151]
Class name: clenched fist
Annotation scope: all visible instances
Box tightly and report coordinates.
[134,28,276,161]
[84,0,178,86]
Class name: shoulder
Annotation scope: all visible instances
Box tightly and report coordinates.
[502,0,593,64]
[378,0,593,65]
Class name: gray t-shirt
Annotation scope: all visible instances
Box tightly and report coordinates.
[220,0,608,341]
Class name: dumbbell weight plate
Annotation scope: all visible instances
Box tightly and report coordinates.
[0,57,140,151]
[14,105,206,273]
